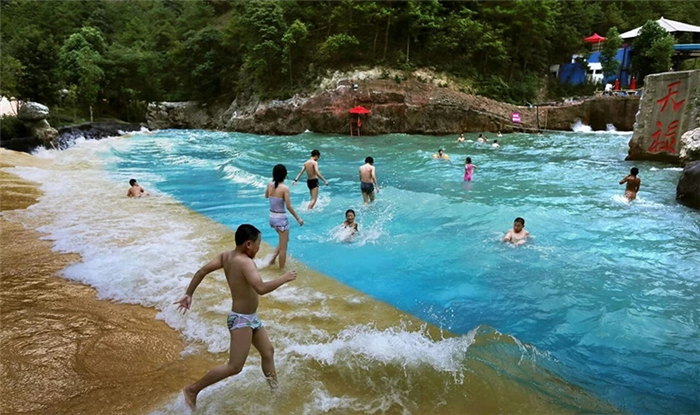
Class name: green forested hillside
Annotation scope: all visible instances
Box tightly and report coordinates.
[2,0,698,121]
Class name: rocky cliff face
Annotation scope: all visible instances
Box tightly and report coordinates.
[676,160,700,210]
[627,70,700,163]
[147,70,640,135]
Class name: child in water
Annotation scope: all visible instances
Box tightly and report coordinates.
[503,217,529,245]
[464,157,477,182]
[619,167,641,201]
[340,209,359,240]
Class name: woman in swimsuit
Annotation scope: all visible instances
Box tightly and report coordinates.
[464,157,477,182]
[265,164,304,269]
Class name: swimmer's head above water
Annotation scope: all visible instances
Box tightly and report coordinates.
[345,209,355,222]
[513,217,525,232]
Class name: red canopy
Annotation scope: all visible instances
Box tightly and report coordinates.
[349,106,370,114]
[584,33,606,43]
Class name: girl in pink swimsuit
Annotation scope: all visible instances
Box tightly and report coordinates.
[464,157,477,181]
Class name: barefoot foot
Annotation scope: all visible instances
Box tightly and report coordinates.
[183,386,197,411]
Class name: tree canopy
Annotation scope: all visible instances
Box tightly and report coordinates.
[1,0,698,120]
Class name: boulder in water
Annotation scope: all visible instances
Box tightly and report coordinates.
[679,128,700,163]
[676,161,700,210]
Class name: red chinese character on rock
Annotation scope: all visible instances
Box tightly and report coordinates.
[648,120,679,154]
[656,81,686,113]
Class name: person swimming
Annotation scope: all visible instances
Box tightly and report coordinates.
[457,133,465,143]
[433,149,449,159]
[127,178,150,197]
[464,157,477,182]
[340,209,359,241]
[503,217,529,245]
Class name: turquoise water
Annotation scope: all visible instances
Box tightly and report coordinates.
[107,130,699,414]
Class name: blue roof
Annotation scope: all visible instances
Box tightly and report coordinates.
[673,44,700,51]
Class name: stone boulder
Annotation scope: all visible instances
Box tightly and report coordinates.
[679,128,700,163]
[15,101,59,148]
[627,70,700,162]
[32,119,59,145]
[17,102,50,121]
[676,161,700,210]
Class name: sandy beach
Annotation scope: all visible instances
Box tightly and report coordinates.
[0,150,218,415]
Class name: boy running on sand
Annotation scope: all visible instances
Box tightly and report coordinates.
[293,149,329,209]
[176,224,297,411]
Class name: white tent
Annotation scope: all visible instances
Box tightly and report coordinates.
[620,17,700,39]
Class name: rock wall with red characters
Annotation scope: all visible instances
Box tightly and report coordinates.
[627,70,700,163]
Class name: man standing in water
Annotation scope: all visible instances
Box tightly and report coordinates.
[359,156,379,204]
[619,167,641,201]
[293,149,328,209]
[175,224,297,411]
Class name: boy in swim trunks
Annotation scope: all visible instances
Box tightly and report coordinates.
[293,149,329,210]
[619,167,641,201]
[359,156,379,205]
[175,224,297,411]
[503,217,529,245]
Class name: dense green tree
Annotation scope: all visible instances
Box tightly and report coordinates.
[234,1,288,95]
[632,20,675,83]
[0,53,23,99]
[282,20,309,85]
[6,26,61,104]
[2,0,699,113]
[600,27,623,80]
[58,27,106,108]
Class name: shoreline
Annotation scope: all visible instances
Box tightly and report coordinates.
[0,147,619,414]
[0,155,218,415]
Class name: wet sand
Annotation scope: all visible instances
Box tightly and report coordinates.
[0,153,218,415]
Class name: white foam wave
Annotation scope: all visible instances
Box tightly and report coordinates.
[296,193,332,212]
[571,119,592,132]
[268,285,330,305]
[286,323,474,373]
[219,163,267,188]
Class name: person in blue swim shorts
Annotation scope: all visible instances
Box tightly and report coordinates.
[175,224,298,411]
[359,156,379,205]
